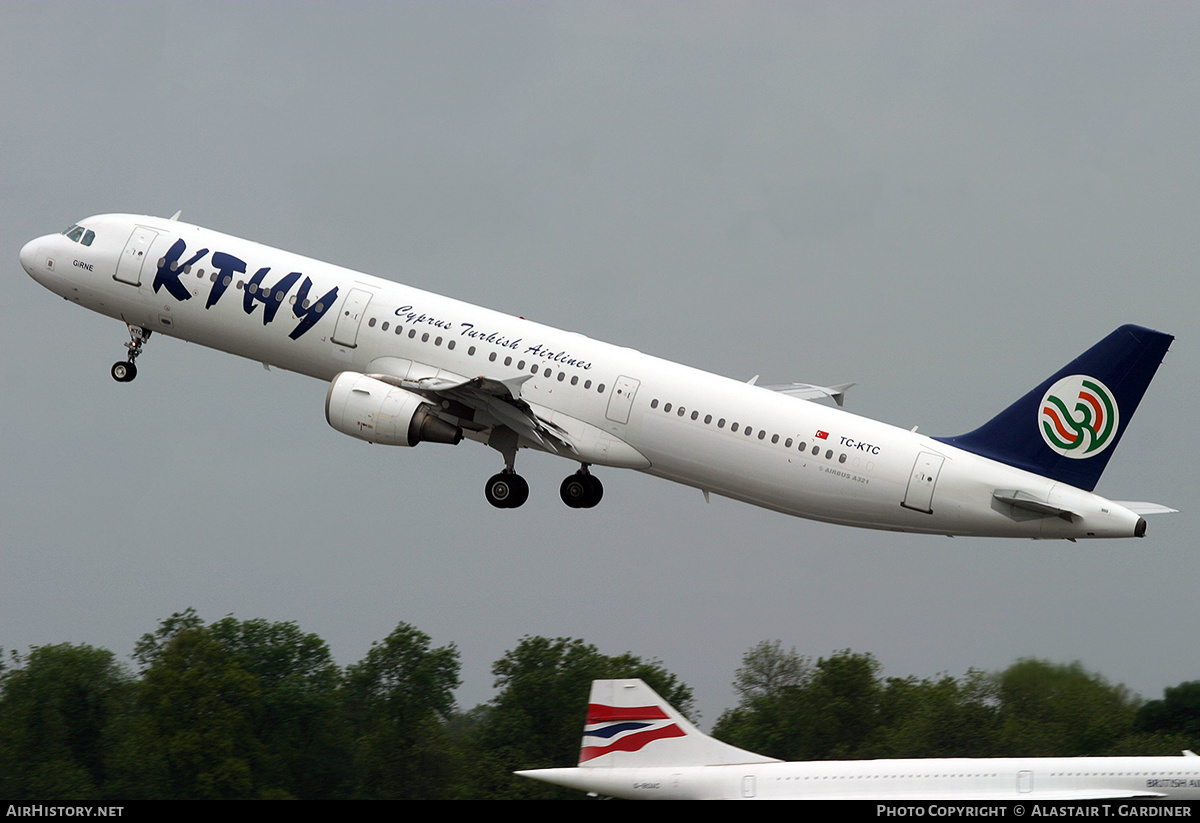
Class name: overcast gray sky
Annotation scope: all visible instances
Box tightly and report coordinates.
[2,2,1197,729]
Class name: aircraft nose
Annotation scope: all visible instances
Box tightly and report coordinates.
[19,237,40,277]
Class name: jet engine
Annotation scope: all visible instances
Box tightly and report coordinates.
[325,372,462,447]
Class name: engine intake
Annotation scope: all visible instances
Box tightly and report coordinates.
[325,372,462,447]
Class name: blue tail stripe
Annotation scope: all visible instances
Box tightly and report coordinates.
[935,325,1172,491]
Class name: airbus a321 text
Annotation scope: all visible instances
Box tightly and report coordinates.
[517,679,1200,800]
[21,213,1174,538]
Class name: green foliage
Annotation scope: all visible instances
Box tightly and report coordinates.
[0,644,133,800]
[343,622,461,798]
[992,659,1139,756]
[1135,681,1200,752]
[137,626,263,799]
[872,670,999,758]
[714,648,884,760]
[207,617,350,799]
[715,648,1147,763]
[6,618,1197,799]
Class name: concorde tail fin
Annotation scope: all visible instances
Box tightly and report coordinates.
[936,325,1173,492]
[572,679,776,768]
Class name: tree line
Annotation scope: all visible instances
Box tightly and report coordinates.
[1,615,1197,800]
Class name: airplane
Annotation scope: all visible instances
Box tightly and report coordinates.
[21,213,1175,537]
[517,678,1200,800]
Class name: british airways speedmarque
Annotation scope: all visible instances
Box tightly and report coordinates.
[21,213,1175,538]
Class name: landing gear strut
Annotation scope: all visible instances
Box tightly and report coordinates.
[560,468,603,509]
[111,324,151,383]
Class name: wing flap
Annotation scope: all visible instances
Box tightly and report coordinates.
[761,381,855,406]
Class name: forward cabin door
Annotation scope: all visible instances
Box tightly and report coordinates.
[114,226,159,286]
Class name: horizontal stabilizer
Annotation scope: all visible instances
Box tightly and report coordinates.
[993,489,1077,519]
[1113,501,1179,516]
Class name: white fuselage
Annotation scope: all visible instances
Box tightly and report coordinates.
[21,214,1147,538]
[526,756,1200,800]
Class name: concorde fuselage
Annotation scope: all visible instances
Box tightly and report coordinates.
[525,757,1200,800]
[21,213,1153,538]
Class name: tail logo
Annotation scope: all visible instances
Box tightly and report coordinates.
[1038,375,1120,459]
[578,702,686,763]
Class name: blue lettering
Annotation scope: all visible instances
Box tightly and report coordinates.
[205,251,246,309]
[289,277,338,340]
[243,268,301,325]
[153,238,208,301]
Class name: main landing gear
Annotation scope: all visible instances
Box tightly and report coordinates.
[482,466,604,510]
[485,471,530,509]
[559,469,603,509]
[111,324,151,383]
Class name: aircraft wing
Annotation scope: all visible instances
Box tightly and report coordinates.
[367,372,577,455]
[760,381,854,406]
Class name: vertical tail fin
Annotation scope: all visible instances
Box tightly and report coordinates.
[576,679,776,768]
[936,324,1173,491]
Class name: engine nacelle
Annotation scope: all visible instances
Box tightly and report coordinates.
[325,372,462,447]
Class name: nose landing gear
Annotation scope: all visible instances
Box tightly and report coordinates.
[111,324,150,383]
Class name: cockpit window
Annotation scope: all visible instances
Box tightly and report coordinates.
[61,225,96,245]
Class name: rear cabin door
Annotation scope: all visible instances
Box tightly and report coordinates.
[902,452,945,513]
